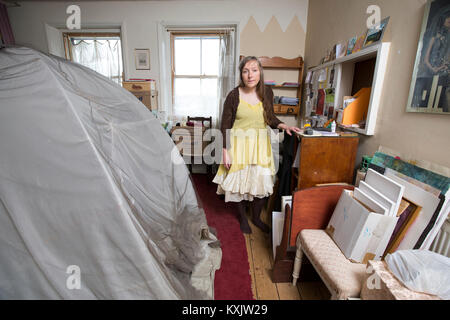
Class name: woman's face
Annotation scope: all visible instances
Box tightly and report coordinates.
[241,60,261,89]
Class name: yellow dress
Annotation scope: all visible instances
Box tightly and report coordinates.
[213,99,276,202]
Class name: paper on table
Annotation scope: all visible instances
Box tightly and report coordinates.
[319,131,339,136]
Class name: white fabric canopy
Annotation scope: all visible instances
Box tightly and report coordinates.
[0,46,221,299]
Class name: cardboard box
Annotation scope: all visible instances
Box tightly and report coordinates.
[326,189,398,263]
[133,92,152,110]
[341,88,371,125]
[122,81,157,110]
[122,81,152,92]
[150,90,158,109]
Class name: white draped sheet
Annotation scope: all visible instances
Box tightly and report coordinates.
[0,46,221,299]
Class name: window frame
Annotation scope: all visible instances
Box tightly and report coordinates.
[170,31,221,106]
[62,32,123,83]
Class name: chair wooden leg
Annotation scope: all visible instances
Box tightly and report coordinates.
[292,242,304,286]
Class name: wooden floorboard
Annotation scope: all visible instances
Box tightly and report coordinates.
[276,282,301,300]
[248,218,279,300]
[244,234,257,299]
[244,205,327,300]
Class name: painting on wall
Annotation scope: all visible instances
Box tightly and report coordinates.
[406,0,450,114]
[134,49,150,70]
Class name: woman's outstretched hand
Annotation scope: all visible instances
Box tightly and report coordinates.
[277,123,302,136]
[222,148,232,170]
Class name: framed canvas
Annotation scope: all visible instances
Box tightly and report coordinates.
[363,16,390,48]
[406,0,450,114]
[134,48,150,70]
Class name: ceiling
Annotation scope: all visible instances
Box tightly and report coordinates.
[2,0,225,7]
[10,0,223,2]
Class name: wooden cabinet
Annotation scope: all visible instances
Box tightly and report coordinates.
[122,80,158,111]
[294,135,359,191]
[240,55,304,117]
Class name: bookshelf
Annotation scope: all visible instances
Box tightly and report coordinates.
[240,55,304,116]
[307,42,390,135]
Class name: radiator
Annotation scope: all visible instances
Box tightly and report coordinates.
[429,218,450,257]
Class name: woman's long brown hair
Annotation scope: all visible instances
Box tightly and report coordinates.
[238,56,269,125]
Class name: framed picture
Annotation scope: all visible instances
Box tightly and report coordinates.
[406,0,450,114]
[363,16,390,48]
[134,49,150,70]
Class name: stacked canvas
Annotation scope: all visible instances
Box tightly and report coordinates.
[368,152,450,253]
[326,169,404,263]
[383,168,446,252]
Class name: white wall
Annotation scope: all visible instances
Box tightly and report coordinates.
[305,0,450,169]
[8,0,308,88]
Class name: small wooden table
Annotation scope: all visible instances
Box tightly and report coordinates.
[293,133,359,191]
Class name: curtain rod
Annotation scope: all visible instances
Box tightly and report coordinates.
[166,27,235,32]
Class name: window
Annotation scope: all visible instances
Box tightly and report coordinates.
[171,33,221,120]
[63,33,123,85]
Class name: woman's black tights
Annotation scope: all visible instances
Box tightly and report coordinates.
[237,200,251,234]
[237,198,270,234]
[251,197,270,233]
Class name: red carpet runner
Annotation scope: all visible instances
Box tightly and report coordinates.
[191,173,254,300]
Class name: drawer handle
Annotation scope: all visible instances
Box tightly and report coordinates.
[132,84,143,90]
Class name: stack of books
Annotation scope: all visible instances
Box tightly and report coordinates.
[279,96,299,106]
[281,82,300,87]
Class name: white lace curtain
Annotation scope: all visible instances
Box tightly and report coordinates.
[216,30,236,129]
[71,38,123,84]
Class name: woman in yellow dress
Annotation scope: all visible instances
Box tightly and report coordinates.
[213,56,301,234]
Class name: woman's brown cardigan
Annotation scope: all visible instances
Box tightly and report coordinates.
[220,85,283,147]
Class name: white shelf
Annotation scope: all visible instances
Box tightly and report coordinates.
[308,42,390,136]
[309,43,381,72]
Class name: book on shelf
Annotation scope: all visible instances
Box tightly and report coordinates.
[346,36,357,55]
[279,96,299,106]
[352,35,366,54]
[281,82,300,87]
